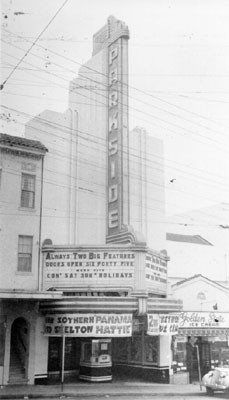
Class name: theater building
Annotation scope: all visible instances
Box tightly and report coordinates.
[1,17,182,386]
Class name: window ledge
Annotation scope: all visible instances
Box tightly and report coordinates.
[18,207,37,212]
[16,271,33,276]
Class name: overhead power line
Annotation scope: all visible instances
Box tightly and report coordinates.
[3,28,229,134]
[2,40,229,154]
[0,0,69,90]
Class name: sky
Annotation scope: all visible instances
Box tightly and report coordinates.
[1,0,229,219]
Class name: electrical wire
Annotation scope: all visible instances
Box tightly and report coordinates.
[1,0,69,90]
[2,29,229,135]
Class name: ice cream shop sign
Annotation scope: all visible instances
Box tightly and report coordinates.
[179,312,229,329]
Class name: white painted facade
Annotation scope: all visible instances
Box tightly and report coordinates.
[0,134,57,385]
[0,138,46,290]
[129,127,165,250]
[25,19,165,253]
[171,275,229,312]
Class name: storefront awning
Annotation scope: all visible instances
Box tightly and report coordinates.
[0,290,63,300]
[39,296,138,313]
[147,298,183,313]
[178,328,229,337]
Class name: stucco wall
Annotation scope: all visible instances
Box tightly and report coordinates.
[34,315,49,379]
[172,278,229,311]
[0,150,42,290]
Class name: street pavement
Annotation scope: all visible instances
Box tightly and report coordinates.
[25,397,219,400]
[0,381,210,399]
[52,396,227,400]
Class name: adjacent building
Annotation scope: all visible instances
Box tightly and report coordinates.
[170,275,229,383]
[0,133,62,385]
[166,225,229,383]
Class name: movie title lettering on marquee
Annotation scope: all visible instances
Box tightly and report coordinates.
[145,253,167,294]
[147,314,180,336]
[44,313,133,337]
[44,250,135,289]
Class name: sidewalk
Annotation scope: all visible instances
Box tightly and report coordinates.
[0,381,205,399]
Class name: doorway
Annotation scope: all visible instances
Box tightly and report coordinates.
[48,337,81,382]
[186,337,211,382]
[9,317,29,384]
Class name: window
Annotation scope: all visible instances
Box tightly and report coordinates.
[197,292,206,301]
[21,174,35,208]
[144,335,159,364]
[18,236,33,272]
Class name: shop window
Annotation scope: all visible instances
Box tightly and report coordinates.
[21,173,35,208]
[172,337,187,373]
[48,337,80,372]
[17,235,33,272]
[112,338,129,362]
[197,292,206,301]
[130,335,142,363]
[65,338,80,370]
[48,337,61,372]
[144,335,159,364]
[211,341,229,368]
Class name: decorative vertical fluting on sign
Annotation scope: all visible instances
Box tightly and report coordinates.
[106,17,130,241]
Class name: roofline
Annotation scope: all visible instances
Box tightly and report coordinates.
[0,143,48,156]
[166,233,213,246]
[172,274,229,292]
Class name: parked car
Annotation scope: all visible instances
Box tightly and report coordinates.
[202,367,229,396]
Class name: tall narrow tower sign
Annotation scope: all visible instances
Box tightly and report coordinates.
[103,17,130,240]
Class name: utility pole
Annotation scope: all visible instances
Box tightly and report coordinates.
[61,325,65,393]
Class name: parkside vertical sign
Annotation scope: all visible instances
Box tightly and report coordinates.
[107,32,129,237]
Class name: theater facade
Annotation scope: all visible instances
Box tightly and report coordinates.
[39,242,182,383]
[0,16,183,386]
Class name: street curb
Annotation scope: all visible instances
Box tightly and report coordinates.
[0,391,205,399]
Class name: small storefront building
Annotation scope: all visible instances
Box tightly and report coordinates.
[170,275,229,383]
[173,312,229,382]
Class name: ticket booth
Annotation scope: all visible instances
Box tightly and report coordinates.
[79,339,112,382]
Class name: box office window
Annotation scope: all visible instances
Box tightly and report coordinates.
[21,173,35,208]
[82,342,93,363]
[18,235,33,272]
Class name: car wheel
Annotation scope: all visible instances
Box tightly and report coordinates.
[206,387,214,396]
